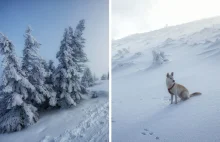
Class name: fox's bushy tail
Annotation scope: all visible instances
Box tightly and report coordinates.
[190,92,202,97]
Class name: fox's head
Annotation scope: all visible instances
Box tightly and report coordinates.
[166,72,175,86]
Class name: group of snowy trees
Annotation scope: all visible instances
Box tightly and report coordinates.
[0,20,97,133]
[0,32,39,133]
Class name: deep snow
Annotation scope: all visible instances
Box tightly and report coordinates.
[0,80,109,142]
[112,16,220,142]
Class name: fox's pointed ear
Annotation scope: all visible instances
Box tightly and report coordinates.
[171,72,174,76]
[166,73,169,77]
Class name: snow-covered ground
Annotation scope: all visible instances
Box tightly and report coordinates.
[0,80,109,142]
[112,16,220,142]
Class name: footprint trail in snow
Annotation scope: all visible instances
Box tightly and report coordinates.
[141,128,160,140]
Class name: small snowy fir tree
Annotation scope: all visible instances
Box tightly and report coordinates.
[81,67,94,88]
[101,74,108,80]
[53,28,82,108]
[152,50,168,64]
[93,73,99,82]
[22,26,54,108]
[69,19,88,73]
[0,33,39,133]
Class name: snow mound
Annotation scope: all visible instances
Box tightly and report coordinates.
[129,52,143,60]
[112,62,135,72]
[206,38,220,49]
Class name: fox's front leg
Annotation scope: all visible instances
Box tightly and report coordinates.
[171,95,173,104]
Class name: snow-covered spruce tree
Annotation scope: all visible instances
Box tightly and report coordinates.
[22,26,55,108]
[152,49,168,64]
[81,67,94,88]
[69,20,89,94]
[101,74,108,80]
[93,73,99,82]
[0,33,39,133]
[53,28,82,108]
[69,19,87,73]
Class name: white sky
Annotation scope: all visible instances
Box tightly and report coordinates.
[112,0,220,39]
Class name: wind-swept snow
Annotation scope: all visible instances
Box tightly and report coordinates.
[0,80,109,142]
[112,16,220,142]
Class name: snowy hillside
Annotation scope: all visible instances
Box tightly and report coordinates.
[112,16,220,142]
[0,80,109,142]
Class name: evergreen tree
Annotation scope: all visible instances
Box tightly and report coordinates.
[46,60,55,84]
[81,67,94,88]
[48,60,56,72]
[44,60,57,107]
[22,26,42,74]
[53,28,82,108]
[101,74,108,80]
[152,50,168,64]
[93,73,99,82]
[69,19,87,73]
[22,26,51,107]
[0,33,39,133]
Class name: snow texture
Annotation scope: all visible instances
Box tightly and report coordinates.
[112,16,220,142]
[0,80,109,142]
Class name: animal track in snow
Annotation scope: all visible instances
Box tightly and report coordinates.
[141,128,160,140]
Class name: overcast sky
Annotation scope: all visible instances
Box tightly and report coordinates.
[0,0,109,77]
[112,0,220,39]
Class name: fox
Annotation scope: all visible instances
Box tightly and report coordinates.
[166,72,201,104]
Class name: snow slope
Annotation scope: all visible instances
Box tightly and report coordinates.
[0,80,109,142]
[112,16,220,142]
